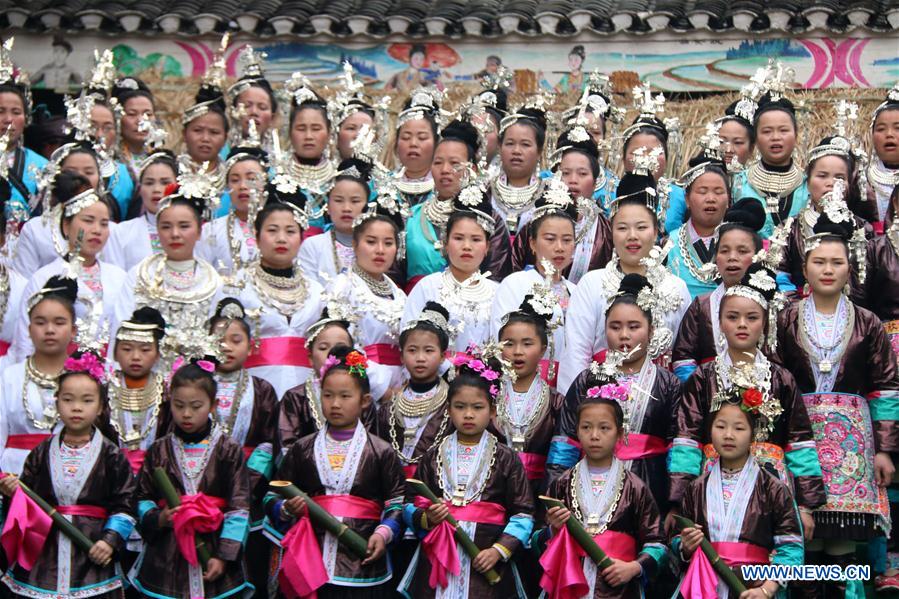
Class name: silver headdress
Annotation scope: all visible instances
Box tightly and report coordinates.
[284,70,321,108]
[63,188,103,219]
[181,33,229,126]
[0,38,33,125]
[499,90,551,136]
[401,304,452,337]
[679,122,725,188]
[397,86,445,129]
[531,173,574,221]
[227,45,269,101]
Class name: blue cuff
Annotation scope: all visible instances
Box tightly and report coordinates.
[221,510,250,545]
[503,514,534,546]
[547,437,580,469]
[137,499,158,523]
[673,363,697,382]
[104,513,136,540]
[776,271,797,293]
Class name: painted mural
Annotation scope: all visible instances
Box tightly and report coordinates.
[10,32,898,95]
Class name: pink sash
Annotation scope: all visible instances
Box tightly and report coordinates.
[124,449,146,474]
[403,464,417,479]
[1,485,53,571]
[539,526,638,599]
[5,434,51,451]
[363,343,402,366]
[0,340,9,357]
[170,493,226,566]
[55,504,108,519]
[279,494,382,599]
[312,494,382,520]
[245,337,310,369]
[415,498,507,589]
[711,541,769,566]
[614,434,669,460]
[518,452,547,481]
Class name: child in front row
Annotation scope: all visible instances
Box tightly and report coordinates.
[675,402,804,598]
[265,345,406,599]
[132,360,252,599]
[536,398,667,598]
[399,347,535,599]
[0,350,136,599]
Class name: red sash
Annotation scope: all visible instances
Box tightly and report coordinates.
[6,434,51,451]
[711,541,770,566]
[403,464,417,479]
[55,505,109,519]
[364,343,402,366]
[518,452,547,481]
[245,337,311,369]
[873,221,885,236]
[539,526,638,599]
[312,494,382,520]
[242,446,255,461]
[0,341,9,357]
[170,493,227,566]
[614,434,669,460]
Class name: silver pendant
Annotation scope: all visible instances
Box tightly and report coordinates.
[43,405,57,421]
[819,359,832,374]
[586,513,601,535]
[451,484,466,507]
[765,195,779,213]
[511,433,526,452]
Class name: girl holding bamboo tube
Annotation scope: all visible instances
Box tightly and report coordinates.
[265,345,405,598]
[675,402,803,599]
[399,345,534,599]
[131,360,252,599]
[537,397,667,598]
[0,349,136,599]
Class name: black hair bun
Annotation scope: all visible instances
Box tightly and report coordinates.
[195,84,227,114]
[265,181,308,212]
[226,146,268,164]
[812,213,852,240]
[51,171,93,206]
[214,297,247,321]
[723,198,765,233]
[441,119,479,156]
[556,128,599,160]
[687,151,727,172]
[336,158,374,184]
[738,263,777,304]
[617,273,651,297]
[514,294,552,326]
[130,306,167,331]
[515,107,547,132]
[111,77,152,104]
[616,171,657,199]
[422,300,450,322]
[630,115,668,142]
[42,275,78,305]
[754,93,795,122]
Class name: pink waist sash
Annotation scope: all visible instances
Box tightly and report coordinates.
[711,541,770,566]
[518,452,547,480]
[403,464,417,479]
[615,434,670,460]
[55,505,109,519]
[413,497,507,526]
[364,343,402,366]
[6,434,51,451]
[593,529,638,561]
[124,449,146,474]
[245,337,310,368]
[0,340,9,357]
[312,494,382,520]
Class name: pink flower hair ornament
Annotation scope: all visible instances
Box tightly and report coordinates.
[452,352,501,398]
[64,353,107,385]
[171,356,216,378]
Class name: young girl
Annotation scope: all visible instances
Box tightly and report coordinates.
[298,159,370,286]
[560,164,691,395]
[495,296,563,491]
[666,143,732,299]
[672,198,765,382]
[132,360,252,599]
[0,276,77,474]
[675,402,803,598]
[197,143,268,278]
[209,298,279,598]
[670,264,825,534]
[323,200,407,403]
[225,200,324,397]
[265,345,405,598]
[491,177,578,390]
[399,347,535,599]
[537,399,667,599]
[732,63,809,238]
[865,83,899,229]
[104,152,177,271]
[777,138,869,300]
[511,125,613,283]
[16,172,126,359]
[279,309,377,450]
[777,217,899,596]
[0,350,136,599]
[552,275,681,514]
[108,307,166,473]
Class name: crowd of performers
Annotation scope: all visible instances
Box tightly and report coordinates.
[0,33,898,598]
